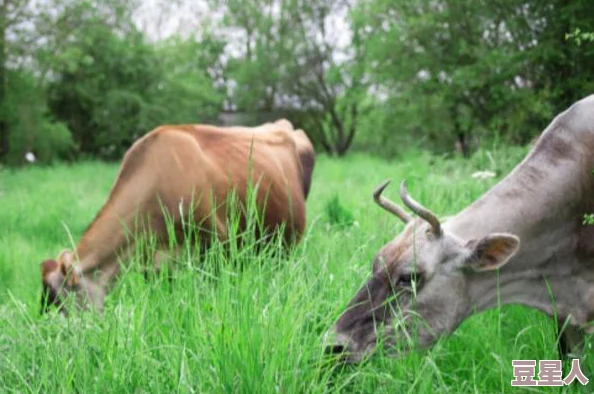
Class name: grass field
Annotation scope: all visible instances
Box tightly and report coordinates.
[1,146,592,393]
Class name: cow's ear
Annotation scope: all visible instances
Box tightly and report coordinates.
[57,250,80,287]
[463,233,520,272]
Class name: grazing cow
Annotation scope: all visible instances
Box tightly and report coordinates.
[40,119,315,315]
[326,94,594,363]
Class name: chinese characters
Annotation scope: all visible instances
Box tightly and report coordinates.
[511,359,589,386]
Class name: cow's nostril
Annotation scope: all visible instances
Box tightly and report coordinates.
[323,330,354,357]
[325,344,346,355]
[326,345,347,356]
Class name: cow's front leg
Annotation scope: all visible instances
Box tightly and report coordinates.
[558,324,584,360]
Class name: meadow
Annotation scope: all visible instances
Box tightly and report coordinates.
[1,146,592,393]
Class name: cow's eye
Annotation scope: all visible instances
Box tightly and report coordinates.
[397,273,415,287]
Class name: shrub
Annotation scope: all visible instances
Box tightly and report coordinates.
[1,71,73,165]
[324,194,355,228]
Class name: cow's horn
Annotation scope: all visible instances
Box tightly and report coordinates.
[400,180,442,236]
[373,180,411,223]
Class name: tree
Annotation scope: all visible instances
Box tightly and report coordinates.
[210,0,366,156]
[0,0,34,161]
[148,34,226,125]
[0,0,226,164]
[44,1,224,159]
[353,0,594,157]
[281,0,368,156]
[528,1,594,112]
[0,0,75,165]
[0,0,6,160]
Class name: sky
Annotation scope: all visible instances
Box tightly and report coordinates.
[132,0,358,109]
[131,0,351,54]
[132,0,220,41]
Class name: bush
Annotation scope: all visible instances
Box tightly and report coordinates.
[1,71,73,165]
[324,194,355,228]
[47,23,224,160]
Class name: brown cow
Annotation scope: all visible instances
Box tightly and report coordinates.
[326,94,594,363]
[40,119,315,315]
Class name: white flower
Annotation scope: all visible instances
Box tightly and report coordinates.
[471,170,496,179]
[25,152,36,163]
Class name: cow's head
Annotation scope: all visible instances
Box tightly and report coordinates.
[326,180,520,362]
[40,250,102,315]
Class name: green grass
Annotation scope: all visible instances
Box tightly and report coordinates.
[0,146,591,393]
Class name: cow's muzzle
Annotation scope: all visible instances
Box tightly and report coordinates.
[323,329,364,363]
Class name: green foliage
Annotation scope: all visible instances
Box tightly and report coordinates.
[324,194,355,228]
[352,0,594,156]
[46,23,154,158]
[148,35,225,124]
[566,28,594,46]
[45,6,224,160]
[2,0,594,165]
[213,0,594,158]
[213,0,366,156]
[0,0,224,164]
[0,71,73,165]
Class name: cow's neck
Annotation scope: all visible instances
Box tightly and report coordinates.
[446,126,594,327]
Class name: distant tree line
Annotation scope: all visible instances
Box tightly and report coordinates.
[0,0,593,165]
[0,0,224,164]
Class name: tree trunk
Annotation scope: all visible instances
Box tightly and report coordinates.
[336,102,358,156]
[450,102,470,158]
[311,114,333,155]
[456,132,470,158]
[0,1,7,161]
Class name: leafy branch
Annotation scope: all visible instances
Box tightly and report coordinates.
[565,28,594,46]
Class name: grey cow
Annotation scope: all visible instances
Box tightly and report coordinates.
[327,94,594,363]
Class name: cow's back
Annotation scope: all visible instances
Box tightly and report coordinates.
[141,124,307,245]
